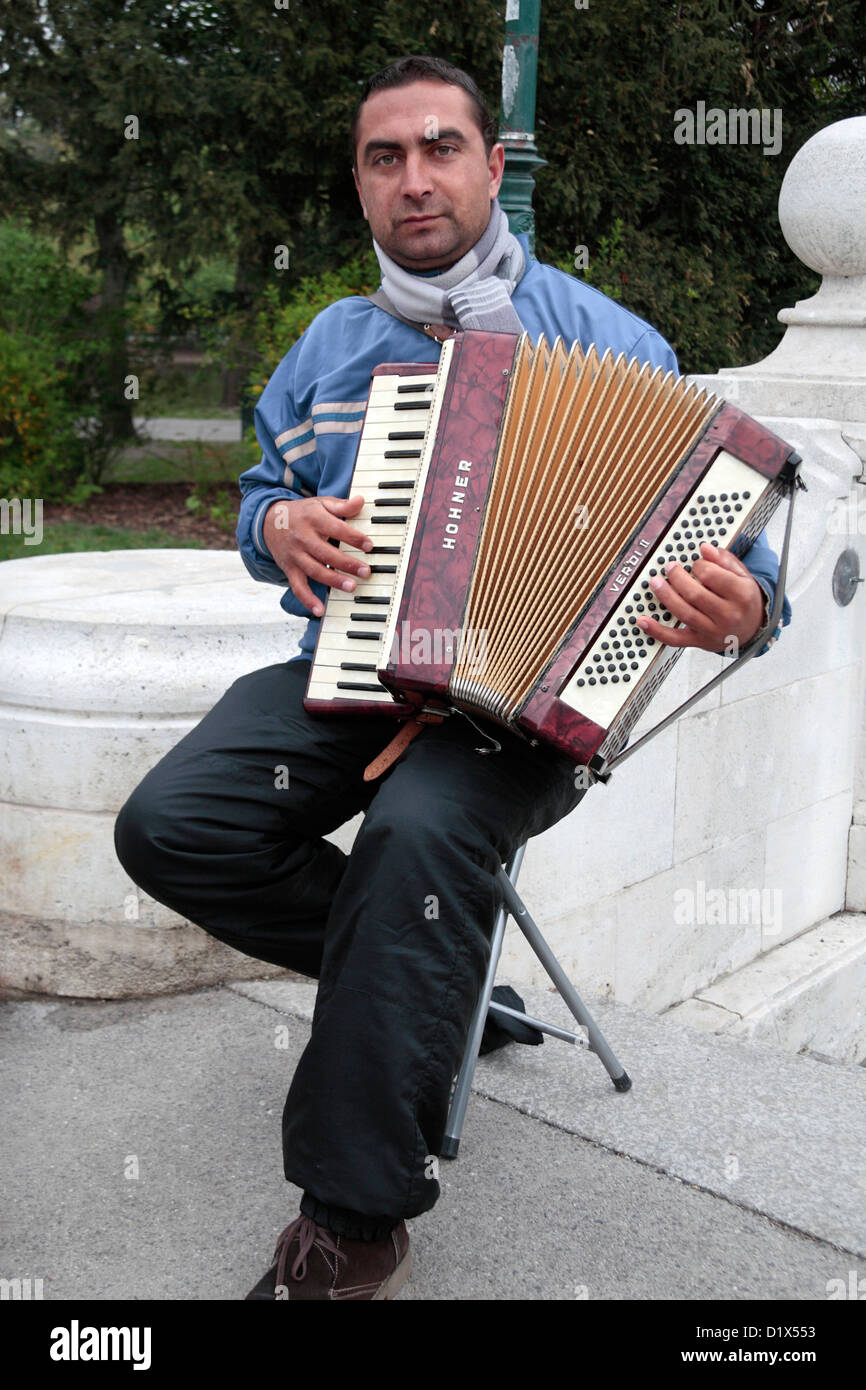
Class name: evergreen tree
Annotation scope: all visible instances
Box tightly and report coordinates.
[2,0,864,389]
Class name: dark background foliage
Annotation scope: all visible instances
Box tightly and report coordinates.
[1,0,864,492]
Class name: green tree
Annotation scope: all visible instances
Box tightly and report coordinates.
[2,0,864,390]
[535,0,866,370]
[0,1,241,438]
[208,0,865,372]
[0,217,114,499]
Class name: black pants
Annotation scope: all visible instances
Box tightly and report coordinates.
[114,660,586,1237]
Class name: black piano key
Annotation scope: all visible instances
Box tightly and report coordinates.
[373,498,412,507]
[346,631,382,640]
[377,480,415,488]
[340,662,378,671]
[394,400,431,411]
[369,546,400,554]
[387,431,425,440]
[353,596,390,605]
[383,450,422,459]
[370,517,406,525]
[350,613,387,622]
[337,681,387,692]
[396,383,433,393]
[369,564,398,573]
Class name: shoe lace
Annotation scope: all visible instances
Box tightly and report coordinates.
[272,1215,347,1286]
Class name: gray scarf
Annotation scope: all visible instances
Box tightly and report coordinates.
[372,200,526,334]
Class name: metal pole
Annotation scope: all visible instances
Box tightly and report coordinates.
[440,845,526,1159]
[498,0,546,251]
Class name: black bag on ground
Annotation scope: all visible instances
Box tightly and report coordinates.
[479,985,544,1055]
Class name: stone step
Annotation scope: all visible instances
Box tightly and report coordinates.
[665,912,866,1063]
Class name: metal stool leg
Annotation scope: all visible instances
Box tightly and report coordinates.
[496,868,631,1092]
[441,845,631,1160]
[440,847,525,1159]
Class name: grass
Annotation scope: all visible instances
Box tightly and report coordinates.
[0,523,206,563]
[105,440,253,484]
[0,440,257,562]
[133,364,239,420]
[1,353,259,561]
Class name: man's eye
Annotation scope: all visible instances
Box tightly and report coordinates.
[375,153,397,166]
[434,144,457,155]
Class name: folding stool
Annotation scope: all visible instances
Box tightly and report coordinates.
[441,843,631,1159]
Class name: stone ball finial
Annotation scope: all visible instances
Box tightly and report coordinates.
[778,115,866,279]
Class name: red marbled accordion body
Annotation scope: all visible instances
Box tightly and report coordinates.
[382,333,517,699]
[305,332,798,769]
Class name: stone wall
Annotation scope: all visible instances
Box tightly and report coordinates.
[496,116,866,1058]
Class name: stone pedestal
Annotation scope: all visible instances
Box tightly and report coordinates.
[666,115,866,1059]
[692,115,866,423]
[0,550,305,997]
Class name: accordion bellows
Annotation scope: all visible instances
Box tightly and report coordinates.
[449,335,718,719]
[304,330,796,768]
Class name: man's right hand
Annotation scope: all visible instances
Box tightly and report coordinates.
[262,495,373,618]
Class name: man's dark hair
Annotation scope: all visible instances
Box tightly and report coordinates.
[350,55,498,167]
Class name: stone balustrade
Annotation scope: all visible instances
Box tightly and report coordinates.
[0,551,301,995]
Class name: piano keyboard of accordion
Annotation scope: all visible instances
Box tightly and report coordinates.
[304,330,798,770]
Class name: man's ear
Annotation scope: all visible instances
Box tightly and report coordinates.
[487,142,506,200]
[353,166,368,220]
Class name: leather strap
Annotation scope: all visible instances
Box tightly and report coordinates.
[363,708,447,782]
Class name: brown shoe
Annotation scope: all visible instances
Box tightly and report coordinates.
[244,1214,412,1301]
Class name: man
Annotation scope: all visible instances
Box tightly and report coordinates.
[114,55,790,1301]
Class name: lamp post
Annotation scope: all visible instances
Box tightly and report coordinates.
[498,0,546,251]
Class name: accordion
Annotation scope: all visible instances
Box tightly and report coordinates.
[303,331,799,773]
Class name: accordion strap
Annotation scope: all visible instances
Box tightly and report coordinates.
[366,288,459,344]
[363,707,448,782]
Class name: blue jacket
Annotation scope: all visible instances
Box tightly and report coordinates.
[237,236,791,662]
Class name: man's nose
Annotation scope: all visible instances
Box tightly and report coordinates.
[400,151,434,201]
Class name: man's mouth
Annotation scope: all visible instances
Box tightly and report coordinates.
[402,214,442,225]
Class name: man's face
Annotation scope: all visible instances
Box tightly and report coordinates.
[353,80,505,271]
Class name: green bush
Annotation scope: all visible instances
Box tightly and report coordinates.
[0,331,90,500]
[0,217,116,502]
[556,218,752,370]
[245,231,748,393]
[246,250,380,402]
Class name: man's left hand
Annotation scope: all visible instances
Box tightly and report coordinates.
[635,543,765,654]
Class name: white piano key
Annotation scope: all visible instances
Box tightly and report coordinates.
[320,587,395,605]
[307,347,454,708]
[306,681,397,704]
[314,632,393,656]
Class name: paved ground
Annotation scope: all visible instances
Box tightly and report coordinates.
[1,976,864,1303]
[133,417,241,443]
